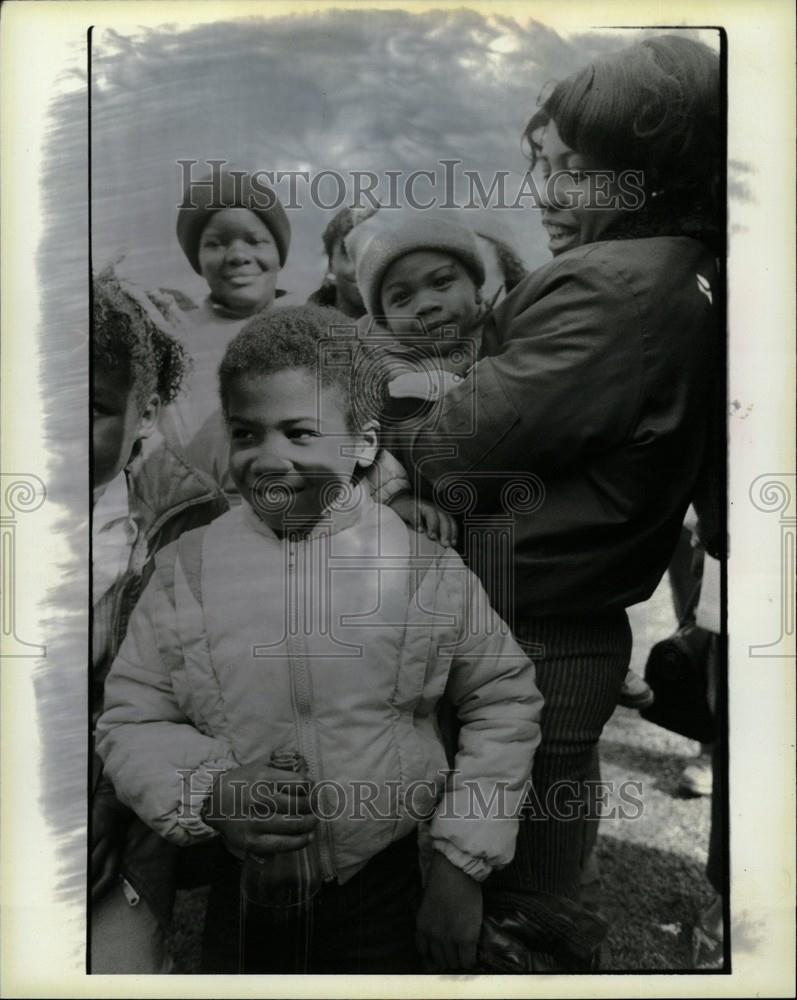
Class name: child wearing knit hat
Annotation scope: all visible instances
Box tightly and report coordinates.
[343,211,492,538]
[176,165,291,312]
[162,166,292,455]
[346,210,489,383]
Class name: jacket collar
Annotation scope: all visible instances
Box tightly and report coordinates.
[240,480,370,543]
[127,433,224,541]
[204,292,288,321]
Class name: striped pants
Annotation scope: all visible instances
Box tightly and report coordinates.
[490,611,632,901]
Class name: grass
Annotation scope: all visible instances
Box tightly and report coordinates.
[165,577,716,972]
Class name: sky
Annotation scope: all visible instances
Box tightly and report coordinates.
[87,11,690,299]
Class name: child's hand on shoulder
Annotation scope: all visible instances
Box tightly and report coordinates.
[389,493,458,547]
[416,851,483,971]
[204,759,319,857]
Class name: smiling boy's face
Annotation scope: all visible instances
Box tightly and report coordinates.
[380,251,481,351]
[226,368,378,533]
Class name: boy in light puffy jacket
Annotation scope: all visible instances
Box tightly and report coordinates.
[97,304,543,974]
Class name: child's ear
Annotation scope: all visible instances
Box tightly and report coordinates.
[135,393,161,442]
[353,420,380,470]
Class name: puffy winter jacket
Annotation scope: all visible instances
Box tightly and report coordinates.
[93,439,228,694]
[91,439,228,928]
[97,488,543,884]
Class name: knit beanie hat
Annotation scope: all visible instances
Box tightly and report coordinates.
[345,211,486,317]
[177,166,291,274]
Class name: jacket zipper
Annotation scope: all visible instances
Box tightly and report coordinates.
[286,539,336,881]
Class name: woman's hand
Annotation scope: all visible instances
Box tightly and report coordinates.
[416,852,483,971]
[204,759,319,858]
[388,492,458,547]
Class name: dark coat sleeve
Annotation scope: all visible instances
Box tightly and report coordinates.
[390,256,645,482]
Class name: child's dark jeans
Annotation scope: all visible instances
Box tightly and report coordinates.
[201,833,423,974]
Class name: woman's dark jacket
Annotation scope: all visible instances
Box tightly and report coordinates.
[388,236,719,620]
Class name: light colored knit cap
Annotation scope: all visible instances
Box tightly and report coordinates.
[345,209,486,317]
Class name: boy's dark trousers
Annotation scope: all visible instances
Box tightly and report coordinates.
[202,833,423,974]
